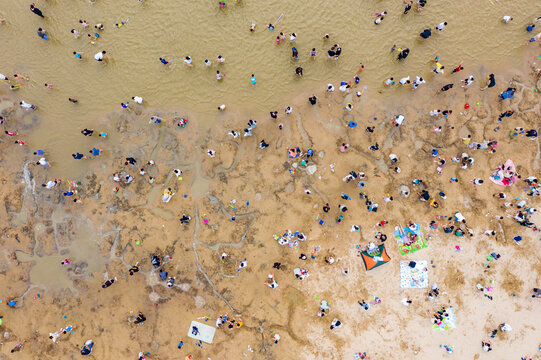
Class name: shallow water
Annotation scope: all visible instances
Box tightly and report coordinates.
[0,0,539,176]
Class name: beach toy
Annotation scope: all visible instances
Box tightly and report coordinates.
[476,102,480,106]
[464,103,470,109]
[136,240,141,245]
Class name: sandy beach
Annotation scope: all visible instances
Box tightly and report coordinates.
[0,1,541,359]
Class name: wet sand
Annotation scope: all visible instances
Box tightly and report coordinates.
[1,1,541,360]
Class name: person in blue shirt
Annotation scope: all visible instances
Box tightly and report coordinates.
[33,149,45,155]
[89,148,101,156]
[37,28,48,40]
[159,57,169,65]
[72,153,85,159]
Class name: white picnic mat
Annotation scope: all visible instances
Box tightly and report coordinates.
[187,321,216,344]
[400,260,428,288]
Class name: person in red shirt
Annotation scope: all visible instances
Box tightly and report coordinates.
[452,64,464,73]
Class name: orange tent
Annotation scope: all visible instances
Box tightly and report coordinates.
[361,245,391,270]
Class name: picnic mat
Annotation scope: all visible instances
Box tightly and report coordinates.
[400,260,428,288]
[432,307,456,332]
[489,159,519,186]
[393,223,428,255]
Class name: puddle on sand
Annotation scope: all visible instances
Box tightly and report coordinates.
[17,252,74,291]
[149,207,176,221]
[15,207,104,292]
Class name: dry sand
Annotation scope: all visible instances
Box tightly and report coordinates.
[0,54,541,360]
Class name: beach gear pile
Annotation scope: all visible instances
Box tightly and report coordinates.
[274,230,307,248]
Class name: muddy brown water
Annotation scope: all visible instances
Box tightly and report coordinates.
[0,0,539,179]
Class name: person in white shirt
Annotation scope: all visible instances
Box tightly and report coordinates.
[49,329,63,343]
[285,106,292,114]
[94,50,106,61]
[183,56,192,65]
[37,157,49,166]
[44,180,57,189]
[401,298,412,306]
[204,59,211,66]
[289,33,296,42]
[238,258,247,270]
[326,84,334,92]
[399,76,410,86]
[461,75,474,87]
[131,96,143,104]
[502,16,513,23]
[218,104,226,111]
[0,73,8,81]
[454,212,466,223]
[393,114,405,126]
[412,76,425,89]
[435,21,447,31]
[20,101,36,110]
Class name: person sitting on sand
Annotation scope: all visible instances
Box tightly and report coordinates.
[180,215,191,224]
[129,264,139,275]
[330,317,342,330]
[480,73,496,90]
[265,273,278,288]
[80,340,94,355]
[102,277,117,288]
[134,312,146,325]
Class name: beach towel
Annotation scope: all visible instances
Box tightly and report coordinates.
[489,159,519,186]
[400,260,428,288]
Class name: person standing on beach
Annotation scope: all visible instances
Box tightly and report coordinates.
[37,27,48,40]
[419,28,432,39]
[403,0,412,14]
[435,22,447,31]
[30,3,44,17]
